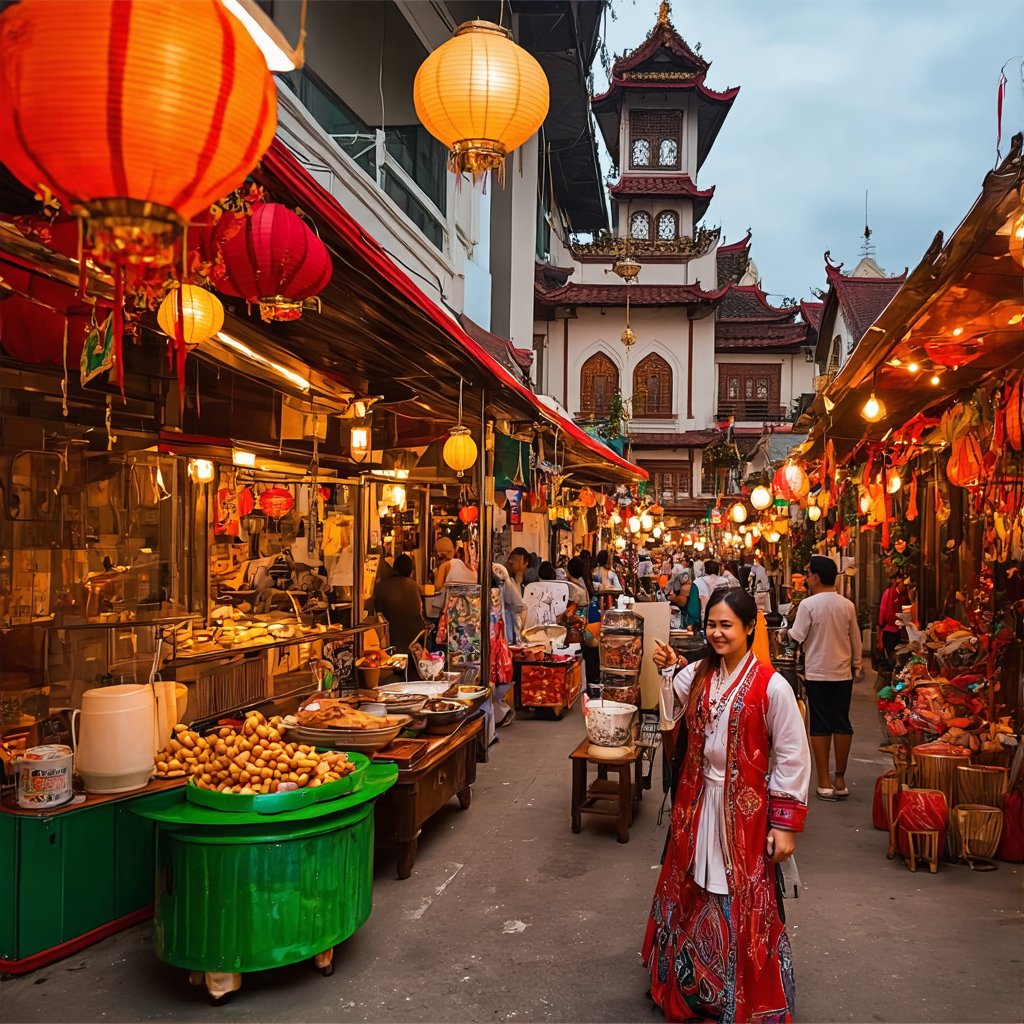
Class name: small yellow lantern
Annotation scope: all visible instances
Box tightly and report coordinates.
[443,426,478,477]
[750,485,773,511]
[350,422,371,464]
[413,21,549,177]
[729,501,748,523]
[807,504,822,522]
[157,285,224,348]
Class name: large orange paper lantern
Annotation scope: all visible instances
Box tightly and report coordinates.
[413,20,549,177]
[0,0,277,265]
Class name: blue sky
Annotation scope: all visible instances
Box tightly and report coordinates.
[598,0,1024,303]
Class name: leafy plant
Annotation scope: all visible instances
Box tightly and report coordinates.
[703,441,742,470]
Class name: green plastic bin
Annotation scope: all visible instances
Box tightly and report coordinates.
[137,763,397,974]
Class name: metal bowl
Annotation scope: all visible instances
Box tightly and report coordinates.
[419,698,469,732]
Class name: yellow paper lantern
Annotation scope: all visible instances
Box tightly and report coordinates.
[157,285,224,349]
[750,485,773,511]
[443,426,478,477]
[413,21,549,177]
[729,501,748,523]
[807,504,822,522]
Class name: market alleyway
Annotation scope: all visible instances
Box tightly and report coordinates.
[3,682,1022,1024]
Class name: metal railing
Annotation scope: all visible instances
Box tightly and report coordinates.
[715,400,788,422]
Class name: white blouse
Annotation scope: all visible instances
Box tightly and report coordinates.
[660,653,810,894]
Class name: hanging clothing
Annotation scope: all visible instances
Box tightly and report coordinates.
[645,652,810,1022]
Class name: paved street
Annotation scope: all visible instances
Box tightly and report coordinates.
[3,682,1022,1023]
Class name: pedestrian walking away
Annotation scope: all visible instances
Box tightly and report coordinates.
[645,589,810,1022]
[787,554,862,801]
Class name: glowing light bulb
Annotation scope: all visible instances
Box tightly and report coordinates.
[641,512,654,531]
[861,392,886,423]
[930,375,940,386]
[907,362,920,374]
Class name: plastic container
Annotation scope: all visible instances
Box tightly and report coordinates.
[75,683,156,794]
[13,744,74,809]
[583,697,637,747]
[600,609,644,634]
[598,676,641,706]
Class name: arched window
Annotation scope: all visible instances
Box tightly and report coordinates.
[633,352,673,416]
[631,138,651,167]
[629,211,651,240]
[656,211,678,240]
[580,351,619,419]
[658,138,678,166]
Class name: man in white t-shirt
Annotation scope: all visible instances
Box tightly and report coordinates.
[788,554,862,801]
[693,559,728,625]
[748,559,772,614]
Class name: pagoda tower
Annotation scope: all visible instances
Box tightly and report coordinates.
[533,1,818,513]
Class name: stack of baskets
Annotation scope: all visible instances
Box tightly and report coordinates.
[949,765,1008,868]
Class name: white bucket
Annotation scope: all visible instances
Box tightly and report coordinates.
[14,744,75,809]
[583,697,637,747]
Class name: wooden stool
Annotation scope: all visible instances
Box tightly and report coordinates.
[905,830,940,874]
[569,737,644,843]
[879,772,900,859]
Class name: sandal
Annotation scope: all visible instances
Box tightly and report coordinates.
[816,787,838,801]
[832,775,850,799]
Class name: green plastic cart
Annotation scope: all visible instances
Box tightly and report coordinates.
[136,761,397,1004]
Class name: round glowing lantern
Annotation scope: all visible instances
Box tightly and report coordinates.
[212,203,332,322]
[443,426,478,477]
[0,0,276,264]
[750,485,773,511]
[458,505,479,524]
[729,501,748,524]
[773,462,809,502]
[0,294,91,366]
[413,21,549,177]
[157,286,224,349]
[807,504,822,522]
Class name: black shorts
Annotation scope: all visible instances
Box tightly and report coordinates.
[803,680,854,736]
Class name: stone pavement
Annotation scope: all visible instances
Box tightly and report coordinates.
[2,682,1022,1023]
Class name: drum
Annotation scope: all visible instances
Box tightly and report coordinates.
[955,765,1008,808]
[894,787,948,859]
[951,804,1003,863]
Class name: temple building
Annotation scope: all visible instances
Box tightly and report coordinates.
[533,1,818,514]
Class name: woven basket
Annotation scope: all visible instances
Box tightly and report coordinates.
[955,765,1008,808]
[951,804,1003,861]
[914,745,971,810]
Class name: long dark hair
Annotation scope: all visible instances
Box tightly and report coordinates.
[687,587,759,717]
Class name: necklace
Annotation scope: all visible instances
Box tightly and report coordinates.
[696,653,754,733]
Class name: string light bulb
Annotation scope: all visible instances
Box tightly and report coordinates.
[861,392,886,423]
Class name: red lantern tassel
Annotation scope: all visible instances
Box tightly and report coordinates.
[881,489,891,549]
[112,265,125,396]
[907,471,919,521]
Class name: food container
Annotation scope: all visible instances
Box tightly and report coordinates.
[600,634,643,671]
[13,744,75,809]
[419,698,469,734]
[600,609,644,634]
[280,715,410,753]
[598,675,640,706]
[583,697,637,747]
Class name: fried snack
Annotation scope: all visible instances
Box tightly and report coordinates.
[153,712,356,793]
[297,698,391,730]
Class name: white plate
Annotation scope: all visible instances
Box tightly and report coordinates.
[379,681,451,698]
[455,687,489,701]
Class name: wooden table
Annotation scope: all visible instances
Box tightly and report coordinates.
[374,716,483,879]
[569,737,644,843]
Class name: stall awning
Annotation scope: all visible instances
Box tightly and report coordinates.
[258,140,645,484]
[795,133,1024,466]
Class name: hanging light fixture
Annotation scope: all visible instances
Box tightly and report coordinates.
[729,501,748,523]
[767,531,782,544]
[807,504,822,522]
[887,470,902,494]
[187,458,215,484]
[609,511,622,526]
[0,0,276,265]
[652,526,663,539]
[350,420,371,464]
[157,285,224,349]
[628,515,642,534]
[443,378,478,477]
[744,533,754,549]
[861,391,886,423]
[413,20,549,178]
[641,512,654,531]
[750,485,773,511]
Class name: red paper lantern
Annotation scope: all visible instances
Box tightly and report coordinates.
[1004,379,1024,453]
[458,505,479,524]
[0,294,89,366]
[772,462,809,502]
[258,486,295,518]
[211,203,332,322]
[0,0,277,265]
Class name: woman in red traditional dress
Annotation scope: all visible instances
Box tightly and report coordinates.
[644,588,810,1022]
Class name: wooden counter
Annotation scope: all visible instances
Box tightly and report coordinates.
[374,716,483,879]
